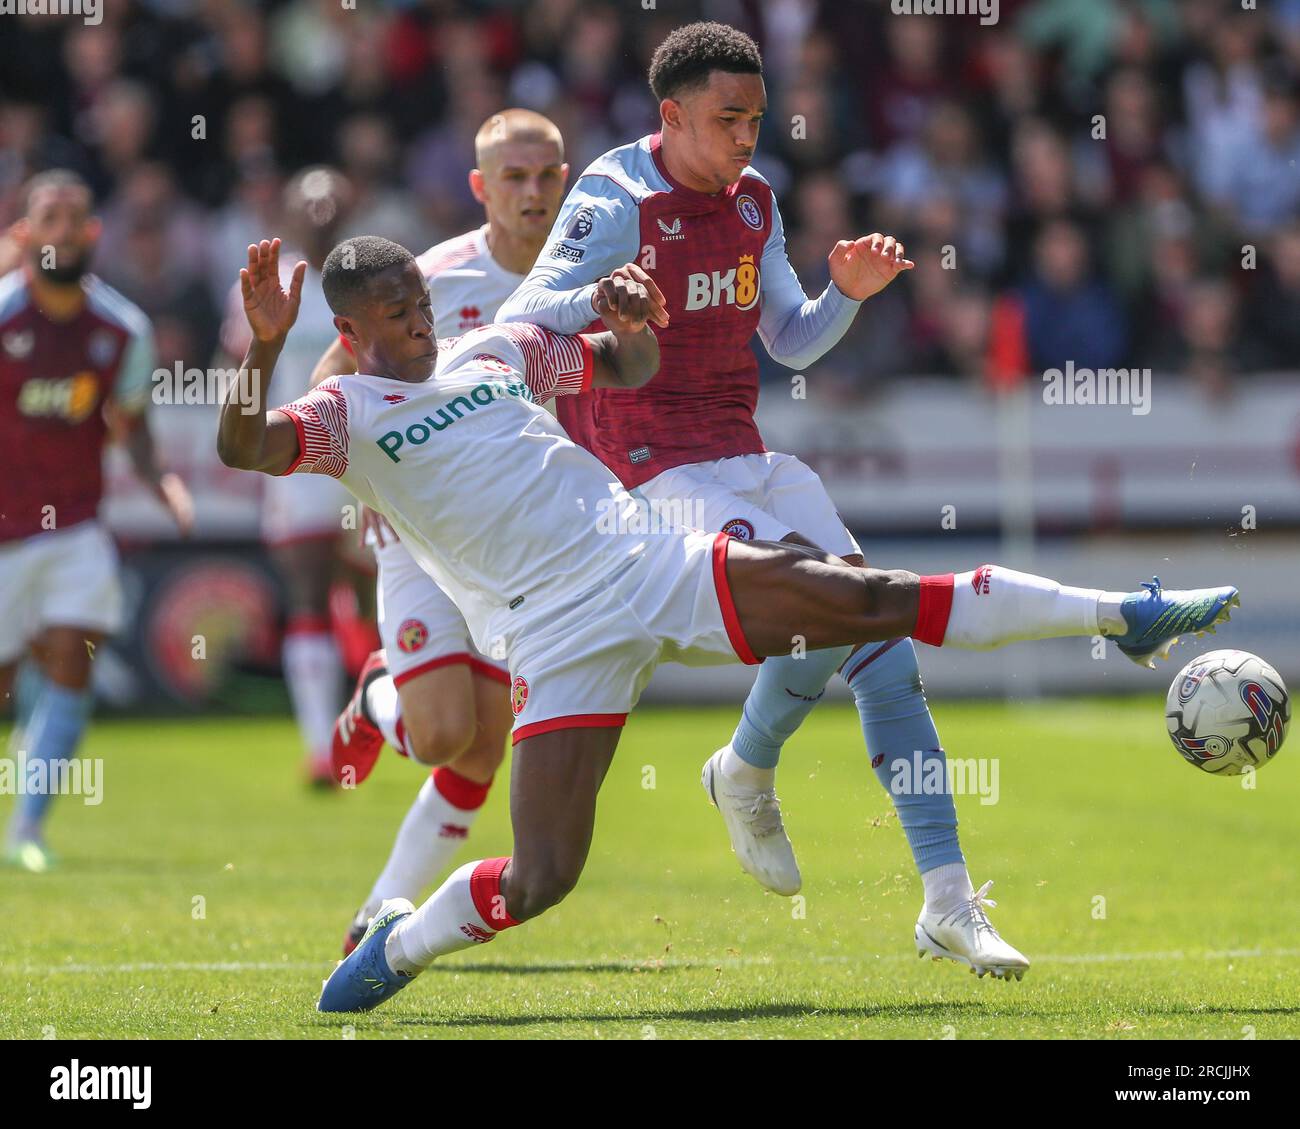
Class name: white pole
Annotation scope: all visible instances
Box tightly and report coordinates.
[996,383,1041,700]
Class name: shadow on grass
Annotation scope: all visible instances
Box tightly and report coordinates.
[427,961,696,976]
[312,999,988,1031]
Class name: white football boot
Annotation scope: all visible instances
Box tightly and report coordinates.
[914,880,1029,980]
[701,746,801,896]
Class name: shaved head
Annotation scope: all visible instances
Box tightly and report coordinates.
[474,109,564,173]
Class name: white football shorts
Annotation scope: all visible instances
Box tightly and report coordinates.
[504,530,759,743]
[0,520,123,663]
[374,535,509,688]
[637,451,861,559]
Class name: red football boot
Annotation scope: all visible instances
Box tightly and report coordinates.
[330,650,389,786]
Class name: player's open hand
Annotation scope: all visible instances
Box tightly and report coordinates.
[593,263,669,334]
[240,238,308,344]
[828,234,915,302]
[359,505,394,549]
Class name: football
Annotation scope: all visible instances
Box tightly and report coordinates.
[1165,650,1291,775]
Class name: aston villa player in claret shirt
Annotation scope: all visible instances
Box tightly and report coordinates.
[497,20,1028,974]
[0,170,192,872]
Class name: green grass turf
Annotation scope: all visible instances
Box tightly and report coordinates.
[1,700,1297,1040]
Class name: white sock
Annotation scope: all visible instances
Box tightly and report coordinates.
[922,862,973,915]
[720,743,775,789]
[385,859,509,974]
[282,629,344,762]
[943,567,1102,649]
[362,772,486,915]
[1096,594,1130,636]
[364,674,402,750]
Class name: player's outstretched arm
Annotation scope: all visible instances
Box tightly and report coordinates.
[585,264,662,389]
[217,239,307,476]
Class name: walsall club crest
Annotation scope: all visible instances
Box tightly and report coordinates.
[511,675,529,716]
[396,618,428,654]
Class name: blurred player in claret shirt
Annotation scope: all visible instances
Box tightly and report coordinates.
[215,168,368,787]
[0,170,193,872]
[499,21,1029,973]
[307,110,569,955]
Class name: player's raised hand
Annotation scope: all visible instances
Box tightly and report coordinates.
[240,238,308,344]
[593,262,670,333]
[828,234,915,302]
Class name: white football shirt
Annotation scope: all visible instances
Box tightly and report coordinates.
[273,324,651,650]
[417,225,526,338]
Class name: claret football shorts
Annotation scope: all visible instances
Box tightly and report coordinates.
[504,530,759,744]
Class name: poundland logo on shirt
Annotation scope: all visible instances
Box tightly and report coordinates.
[377,379,531,463]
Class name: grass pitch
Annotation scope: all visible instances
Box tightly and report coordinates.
[1,700,1297,1040]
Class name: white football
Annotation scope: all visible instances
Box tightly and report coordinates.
[1166,650,1290,775]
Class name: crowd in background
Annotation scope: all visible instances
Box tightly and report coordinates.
[2,0,1299,401]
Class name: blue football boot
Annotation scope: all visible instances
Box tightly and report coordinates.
[1111,577,1240,668]
[317,898,417,1013]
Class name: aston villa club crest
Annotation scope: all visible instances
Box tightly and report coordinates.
[736,194,763,231]
[511,675,529,716]
[396,618,428,654]
[3,329,34,359]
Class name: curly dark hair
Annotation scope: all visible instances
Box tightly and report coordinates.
[322,235,415,316]
[648,21,763,102]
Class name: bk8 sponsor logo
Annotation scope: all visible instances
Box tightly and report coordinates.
[684,255,760,312]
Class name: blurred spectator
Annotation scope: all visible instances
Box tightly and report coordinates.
[1203,71,1300,236]
[1246,222,1300,369]
[1018,219,1128,372]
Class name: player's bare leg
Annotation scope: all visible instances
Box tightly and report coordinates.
[271,537,346,786]
[722,540,1236,662]
[5,625,101,873]
[342,669,509,953]
[318,726,618,1012]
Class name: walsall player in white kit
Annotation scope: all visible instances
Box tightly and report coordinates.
[216,168,361,786]
[308,110,570,955]
[217,237,1236,1011]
